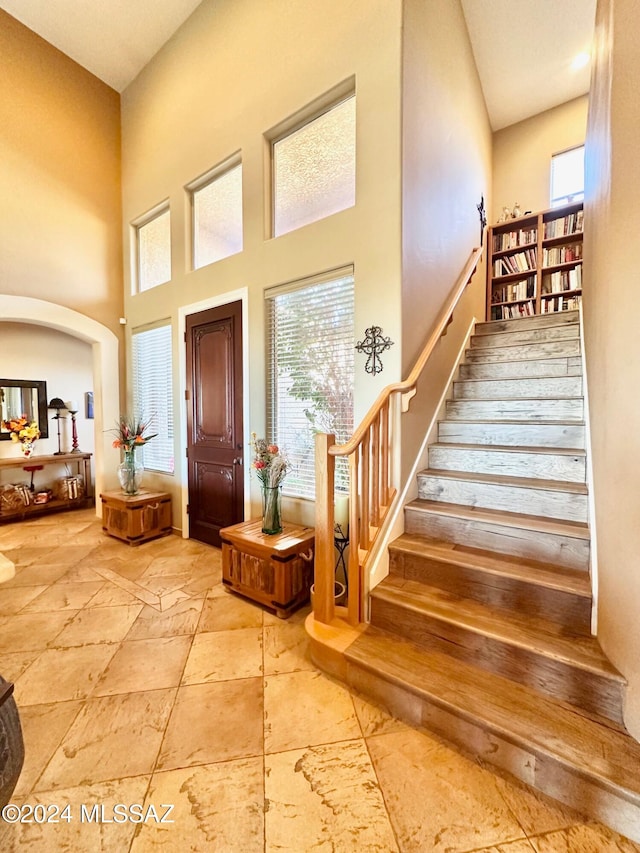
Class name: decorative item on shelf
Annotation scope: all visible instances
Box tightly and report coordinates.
[498,206,511,223]
[251,433,290,535]
[355,326,394,376]
[53,476,85,502]
[1,415,40,458]
[65,401,81,453]
[48,398,67,455]
[512,202,522,219]
[33,489,53,505]
[111,415,157,496]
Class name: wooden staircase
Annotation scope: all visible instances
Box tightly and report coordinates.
[308,309,640,843]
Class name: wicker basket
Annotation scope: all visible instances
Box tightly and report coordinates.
[53,476,85,502]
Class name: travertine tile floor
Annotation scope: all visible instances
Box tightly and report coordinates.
[0,509,638,852]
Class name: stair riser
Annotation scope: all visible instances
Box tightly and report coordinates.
[466,340,581,362]
[437,421,586,449]
[340,660,640,845]
[404,507,590,571]
[428,446,586,483]
[459,357,582,380]
[370,598,624,724]
[476,311,579,335]
[453,376,582,400]
[446,399,583,421]
[388,552,591,634]
[471,325,579,349]
[417,474,588,522]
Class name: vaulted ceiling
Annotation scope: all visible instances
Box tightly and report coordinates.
[0,0,596,130]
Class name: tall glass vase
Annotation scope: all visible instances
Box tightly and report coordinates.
[261,484,282,535]
[118,449,144,496]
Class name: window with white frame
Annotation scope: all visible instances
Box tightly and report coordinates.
[191,159,243,269]
[131,323,174,474]
[135,206,171,292]
[551,145,585,207]
[266,269,355,499]
[272,94,356,237]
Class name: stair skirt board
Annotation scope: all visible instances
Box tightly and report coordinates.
[404,502,590,571]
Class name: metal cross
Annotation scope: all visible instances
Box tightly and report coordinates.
[355,326,394,376]
[477,195,487,244]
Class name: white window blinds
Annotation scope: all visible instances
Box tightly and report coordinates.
[131,324,175,474]
[266,270,354,499]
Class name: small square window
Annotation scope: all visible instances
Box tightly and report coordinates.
[272,95,356,237]
[136,208,171,292]
[192,162,243,269]
[551,146,585,208]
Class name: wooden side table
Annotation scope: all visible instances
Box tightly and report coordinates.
[220,519,314,618]
[100,490,172,545]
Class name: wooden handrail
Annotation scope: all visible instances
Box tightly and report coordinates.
[314,246,483,626]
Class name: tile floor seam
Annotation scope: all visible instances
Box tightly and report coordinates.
[361,731,403,853]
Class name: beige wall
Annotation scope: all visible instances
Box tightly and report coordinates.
[0,324,94,462]
[400,0,492,481]
[492,96,589,223]
[584,0,640,740]
[0,12,123,338]
[120,0,404,525]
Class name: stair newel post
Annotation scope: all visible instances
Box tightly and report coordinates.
[314,432,336,625]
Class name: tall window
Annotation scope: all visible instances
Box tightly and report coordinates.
[136,206,171,292]
[131,324,174,474]
[272,94,356,237]
[551,145,585,207]
[191,159,243,269]
[266,269,355,499]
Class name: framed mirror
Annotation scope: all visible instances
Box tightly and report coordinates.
[0,379,49,440]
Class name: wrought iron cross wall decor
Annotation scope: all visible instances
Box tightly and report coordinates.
[355,326,394,376]
[477,195,487,244]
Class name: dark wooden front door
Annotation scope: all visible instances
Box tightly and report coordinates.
[186,301,244,547]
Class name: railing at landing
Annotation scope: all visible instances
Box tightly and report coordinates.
[313,247,483,627]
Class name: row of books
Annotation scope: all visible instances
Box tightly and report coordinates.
[541,265,582,294]
[542,244,583,266]
[541,295,581,314]
[491,300,535,320]
[491,228,537,253]
[493,248,537,276]
[543,209,584,239]
[491,275,536,304]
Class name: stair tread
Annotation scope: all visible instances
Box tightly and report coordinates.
[372,577,623,680]
[476,311,580,332]
[454,375,580,384]
[345,626,640,801]
[418,467,588,494]
[389,533,591,596]
[439,419,584,426]
[431,442,586,457]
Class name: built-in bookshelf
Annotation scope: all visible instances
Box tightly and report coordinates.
[486,201,584,320]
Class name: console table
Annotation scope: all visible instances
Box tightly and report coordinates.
[220,519,314,618]
[0,452,93,523]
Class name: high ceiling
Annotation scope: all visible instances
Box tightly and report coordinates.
[0,0,596,130]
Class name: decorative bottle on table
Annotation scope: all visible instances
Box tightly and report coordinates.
[251,434,290,535]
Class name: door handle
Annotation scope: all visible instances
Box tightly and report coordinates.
[233,457,243,465]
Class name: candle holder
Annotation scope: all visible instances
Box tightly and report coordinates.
[68,409,81,453]
[48,398,67,455]
[333,522,349,593]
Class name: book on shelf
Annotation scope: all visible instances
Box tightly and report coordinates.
[491,300,535,321]
[541,265,582,295]
[543,209,584,239]
[541,295,581,314]
[542,243,583,266]
[492,227,537,253]
[491,275,536,304]
[493,247,537,276]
